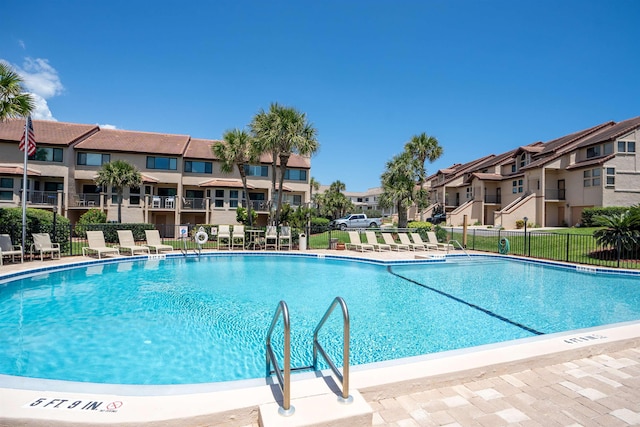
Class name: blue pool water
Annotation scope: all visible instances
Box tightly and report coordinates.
[1,255,640,385]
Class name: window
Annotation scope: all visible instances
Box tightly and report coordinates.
[77,152,110,166]
[30,147,63,162]
[244,165,268,177]
[604,142,614,155]
[511,164,516,173]
[292,194,302,205]
[214,189,224,208]
[284,169,307,181]
[606,167,615,187]
[184,160,212,173]
[146,156,177,170]
[583,168,601,187]
[618,140,636,153]
[0,177,13,201]
[130,186,140,205]
[512,179,523,194]
[586,146,601,159]
[229,190,239,208]
[466,187,473,199]
[519,153,528,168]
[44,182,63,192]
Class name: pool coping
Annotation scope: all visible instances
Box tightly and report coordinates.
[2,251,640,425]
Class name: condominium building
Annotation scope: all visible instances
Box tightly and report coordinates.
[426,116,640,228]
[0,119,311,231]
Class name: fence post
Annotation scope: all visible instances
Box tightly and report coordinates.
[565,233,570,263]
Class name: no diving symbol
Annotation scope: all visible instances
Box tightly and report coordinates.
[106,401,123,410]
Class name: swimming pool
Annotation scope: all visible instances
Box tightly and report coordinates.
[1,254,640,385]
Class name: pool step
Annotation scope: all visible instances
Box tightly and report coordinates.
[258,389,372,427]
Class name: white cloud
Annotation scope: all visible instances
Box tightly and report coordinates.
[13,57,64,121]
[18,40,26,50]
[99,124,117,129]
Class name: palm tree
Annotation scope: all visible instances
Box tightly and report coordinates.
[323,180,352,219]
[0,62,35,121]
[593,211,640,265]
[212,129,259,226]
[405,133,443,220]
[250,103,319,225]
[379,153,415,228]
[309,177,320,211]
[95,160,142,223]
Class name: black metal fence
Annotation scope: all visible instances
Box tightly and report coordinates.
[3,222,639,270]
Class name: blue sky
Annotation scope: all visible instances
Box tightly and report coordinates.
[3,0,639,192]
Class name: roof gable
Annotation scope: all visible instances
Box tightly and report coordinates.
[0,119,98,146]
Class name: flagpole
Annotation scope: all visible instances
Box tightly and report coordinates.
[22,116,29,257]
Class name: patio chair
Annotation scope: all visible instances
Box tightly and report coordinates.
[427,231,454,251]
[365,231,391,251]
[144,229,173,254]
[117,230,151,256]
[265,226,278,250]
[278,226,291,250]
[410,232,438,250]
[152,196,161,208]
[398,233,427,251]
[231,225,245,249]
[346,231,375,252]
[217,225,231,249]
[83,230,120,259]
[381,232,410,251]
[31,233,61,261]
[0,234,23,265]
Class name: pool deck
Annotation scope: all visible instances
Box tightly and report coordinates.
[1,249,640,426]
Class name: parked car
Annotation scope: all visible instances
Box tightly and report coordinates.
[329,213,382,230]
[427,213,446,225]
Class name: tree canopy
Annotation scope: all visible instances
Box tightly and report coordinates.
[0,62,34,121]
[95,160,142,223]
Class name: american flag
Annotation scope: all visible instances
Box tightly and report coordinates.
[19,115,37,156]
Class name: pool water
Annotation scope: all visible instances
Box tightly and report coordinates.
[1,255,639,385]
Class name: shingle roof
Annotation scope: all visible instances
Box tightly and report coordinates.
[0,118,98,146]
[75,128,191,155]
[565,154,615,170]
[0,163,41,176]
[198,178,254,188]
[534,121,614,156]
[184,138,219,159]
[575,116,640,149]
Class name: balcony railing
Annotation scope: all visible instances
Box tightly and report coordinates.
[149,196,176,209]
[243,200,271,211]
[70,193,101,207]
[181,197,207,210]
[21,191,61,206]
[545,189,566,200]
[484,195,502,204]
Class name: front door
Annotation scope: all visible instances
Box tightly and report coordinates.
[558,180,566,200]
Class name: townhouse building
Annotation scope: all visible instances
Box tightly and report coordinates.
[0,119,311,233]
[426,116,640,228]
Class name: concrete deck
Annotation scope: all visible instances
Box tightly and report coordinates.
[1,249,639,426]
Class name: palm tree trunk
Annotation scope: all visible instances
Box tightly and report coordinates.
[237,164,253,227]
[117,191,123,223]
[276,153,291,225]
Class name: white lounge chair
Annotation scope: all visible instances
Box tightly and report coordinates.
[427,231,454,251]
[346,231,375,252]
[410,232,438,250]
[144,229,173,254]
[0,234,23,265]
[83,231,120,259]
[381,233,410,251]
[217,225,231,249]
[232,225,245,250]
[265,226,278,250]
[398,233,427,251]
[117,230,151,256]
[31,233,61,261]
[365,231,391,251]
[278,226,291,250]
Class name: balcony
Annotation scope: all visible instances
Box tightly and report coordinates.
[21,191,61,206]
[244,200,271,212]
[484,194,502,204]
[545,189,566,201]
[149,196,176,210]
[181,197,207,210]
[70,193,101,207]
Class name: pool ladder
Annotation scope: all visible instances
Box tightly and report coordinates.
[179,237,201,258]
[265,296,352,416]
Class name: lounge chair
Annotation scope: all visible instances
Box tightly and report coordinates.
[0,234,23,265]
[398,233,427,251]
[217,225,231,249]
[278,226,291,250]
[144,229,174,254]
[83,231,120,259]
[346,231,375,252]
[232,225,245,249]
[381,233,410,251]
[365,231,391,251]
[410,232,438,250]
[265,226,278,250]
[117,230,150,256]
[31,233,61,261]
[427,231,454,251]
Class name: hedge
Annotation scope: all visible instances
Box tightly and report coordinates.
[0,207,71,252]
[79,223,156,243]
[581,207,629,227]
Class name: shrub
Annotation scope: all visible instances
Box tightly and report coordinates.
[80,223,155,243]
[515,219,525,229]
[582,207,628,227]
[0,207,71,252]
[75,209,107,238]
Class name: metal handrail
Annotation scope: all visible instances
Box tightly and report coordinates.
[313,296,352,403]
[448,239,471,257]
[265,301,294,416]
